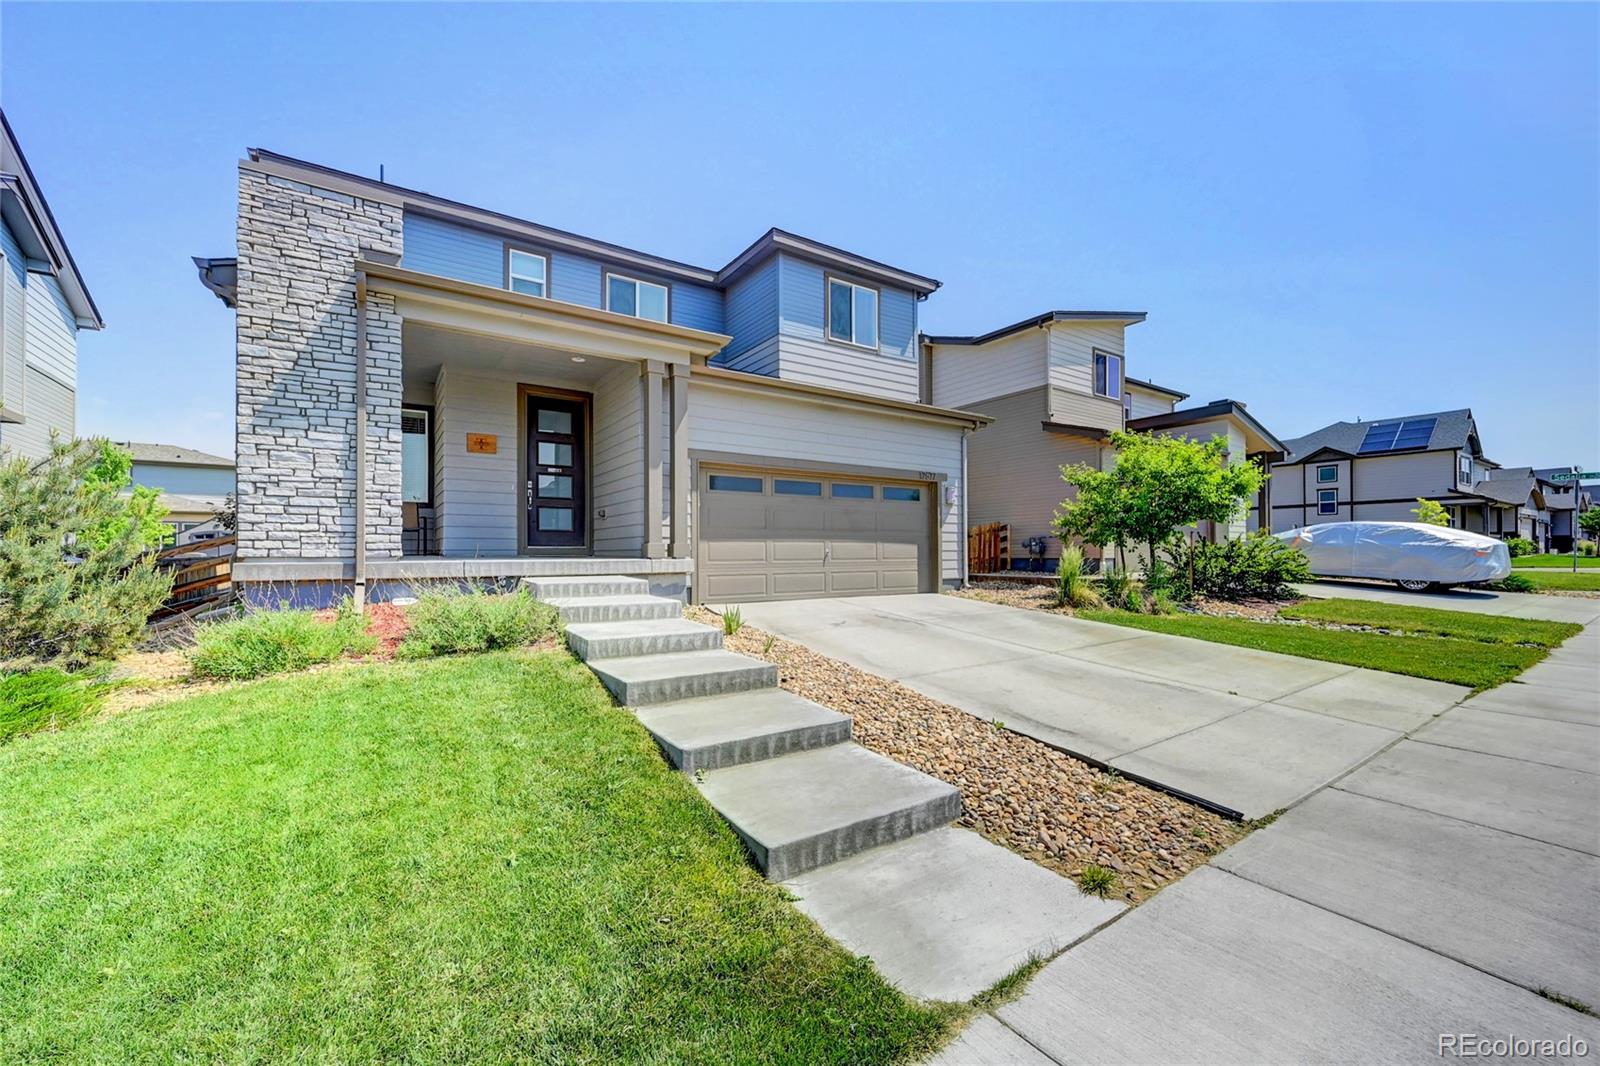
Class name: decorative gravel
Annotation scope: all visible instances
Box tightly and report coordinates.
[689,606,1243,903]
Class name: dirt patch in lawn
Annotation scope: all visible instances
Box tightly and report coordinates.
[690,606,1243,903]
[954,582,1294,622]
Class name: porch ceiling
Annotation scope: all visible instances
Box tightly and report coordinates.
[402,322,618,390]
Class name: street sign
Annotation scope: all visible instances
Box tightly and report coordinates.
[1549,471,1600,481]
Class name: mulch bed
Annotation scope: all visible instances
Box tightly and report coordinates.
[689,606,1243,903]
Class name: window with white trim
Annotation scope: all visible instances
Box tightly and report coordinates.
[1317,488,1338,515]
[401,407,431,503]
[606,273,668,323]
[507,249,548,298]
[826,278,879,349]
[1093,351,1123,400]
[1317,465,1338,483]
[1459,454,1472,487]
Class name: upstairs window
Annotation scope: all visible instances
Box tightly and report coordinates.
[1318,488,1338,515]
[1459,454,1473,486]
[1317,465,1338,483]
[606,273,669,323]
[827,278,879,349]
[1093,351,1123,400]
[507,249,548,298]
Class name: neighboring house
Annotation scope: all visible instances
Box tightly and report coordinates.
[0,111,104,460]
[196,149,988,606]
[118,441,236,542]
[1532,466,1594,552]
[1270,408,1542,542]
[924,313,1283,569]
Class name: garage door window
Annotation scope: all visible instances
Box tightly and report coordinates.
[832,482,874,499]
[709,474,762,493]
[882,486,922,502]
[774,479,822,496]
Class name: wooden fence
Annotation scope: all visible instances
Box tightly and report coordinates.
[150,536,236,621]
[967,522,1010,574]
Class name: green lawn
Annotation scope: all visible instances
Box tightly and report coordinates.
[1079,608,1551,689]
[0,652,956,1063]
[1508,570,1600,592]
[1281,599,1582,647]
[1512,553,1600,568]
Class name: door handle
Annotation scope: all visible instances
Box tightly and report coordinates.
[526,479,534,508]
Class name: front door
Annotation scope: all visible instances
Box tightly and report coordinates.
[526,394,586,548]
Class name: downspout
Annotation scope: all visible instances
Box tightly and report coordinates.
[959,426,970,586]
[353,271,368,614]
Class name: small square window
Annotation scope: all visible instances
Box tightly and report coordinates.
[709,474,762,493]
[883,486,922,502]
[537,442,573,467]
[774,479,822,496]
[537,507,574,531]
[508,249,547,298]
[538,409,572,435]
[831,482,874,500]
[1318,489,1338,515]
[1317,465,1338,483]
[538,475,573,499]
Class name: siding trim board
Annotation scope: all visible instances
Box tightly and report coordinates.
[692,364,990,429]
[925,309,1146,347]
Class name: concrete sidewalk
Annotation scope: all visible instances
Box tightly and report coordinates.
[942,622,1600,1064]
[1295,578,1600,624]
[739,594,1466,819]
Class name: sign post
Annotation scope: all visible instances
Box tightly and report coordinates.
[1549,471,1600,573]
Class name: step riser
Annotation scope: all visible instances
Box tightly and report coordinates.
[660,718,853,773]
[732,791,962,882]
[525,576,649,599]
[595,663,778,706]
[556,601,682,625]
[568,627,723,660]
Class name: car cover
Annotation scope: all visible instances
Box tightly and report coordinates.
[1274,522,1512,585]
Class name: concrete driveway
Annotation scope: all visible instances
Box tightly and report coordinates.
[738,594,1468,819]
[1296,578,1600,624]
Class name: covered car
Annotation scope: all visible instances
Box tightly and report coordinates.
[1273,521,1511,591]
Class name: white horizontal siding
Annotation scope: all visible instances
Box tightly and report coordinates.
[1126,385,1176,419]
[1046,321,1123,398]
[929,330,1047,409]
[0,365,72,461]
[434,366,520,555]
[688,381,965,584]
[1,219,24,412]
[1047,386,1123,433]
[25,268,77,388]
[592,362,646,556]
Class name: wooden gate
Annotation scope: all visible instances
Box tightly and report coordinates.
[967,522,1010,574]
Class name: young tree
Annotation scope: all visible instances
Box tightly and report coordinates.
[83,440,168,549]
[1411,497,1451,526]
[0,439,172,667]
[1580,508,1600,540]
[1055,431,1264,572]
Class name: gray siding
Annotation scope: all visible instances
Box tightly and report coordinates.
[591,362,647,557]
[717,256,780,374]
[964,386,1103,561]
[929,330,1047,410]
[1127,385,1176,419]
[1046,322,1124,433]
[0,366,73,459]
[0,215,79,460]
[1,217,24,415]
[130,462,236,497]
[401,212,724,333]
[774,253,919,402]
[1269,450,1459,532]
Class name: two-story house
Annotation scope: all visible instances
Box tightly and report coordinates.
[0,111,104,460]
[1532,467,1593,552]
[1269,408,1547,542]
[118,441,236,542]
[924,312,1283,570]
[196,150,989,607]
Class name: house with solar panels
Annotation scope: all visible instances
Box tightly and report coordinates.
[1267,408,1544,541]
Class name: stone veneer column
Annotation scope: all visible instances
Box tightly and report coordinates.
[235,166,404,562]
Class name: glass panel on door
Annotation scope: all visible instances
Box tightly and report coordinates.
[527,395,585,549]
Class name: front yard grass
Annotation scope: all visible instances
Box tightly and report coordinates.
[1280,599,1582,647]
[1512,553,1600,568]
[0,651,956,1063]
[1078,609,1549,690]
[1506,569,1600,592]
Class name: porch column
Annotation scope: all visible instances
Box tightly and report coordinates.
[642,361,666,558]
[669,364,690,559]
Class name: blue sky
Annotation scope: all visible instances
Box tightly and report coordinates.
[3,2,1595,464]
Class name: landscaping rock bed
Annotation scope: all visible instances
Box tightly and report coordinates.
[689,606,1242,903]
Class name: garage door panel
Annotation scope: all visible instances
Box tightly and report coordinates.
[699,466,932,603]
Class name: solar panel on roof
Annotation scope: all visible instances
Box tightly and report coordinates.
[1358,417,1437,454]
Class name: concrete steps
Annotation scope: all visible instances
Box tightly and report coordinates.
[566,618,724,660]
[546,594,682,625]
[636,688,852,772]
[588,649,778,706]
[526,575,650,599]
[695,742,962,880]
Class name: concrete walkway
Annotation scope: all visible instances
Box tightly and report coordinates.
[1295,578,1600,624]
[739,594,1467,819]
[936,623,1600,1064]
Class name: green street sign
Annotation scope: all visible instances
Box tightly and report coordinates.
[1550,471,1600,481]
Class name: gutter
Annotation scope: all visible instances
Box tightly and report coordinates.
[692,364,991,430]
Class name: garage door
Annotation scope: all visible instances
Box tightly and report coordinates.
[696,466,934,603]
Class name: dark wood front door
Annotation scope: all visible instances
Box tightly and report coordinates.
[526,394,586,548]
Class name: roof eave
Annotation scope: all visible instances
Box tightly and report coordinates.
[926,310,1148,347]
[0,113,104,328]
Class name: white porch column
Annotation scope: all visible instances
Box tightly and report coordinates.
[642,361,666,559]
[669,364,690,559]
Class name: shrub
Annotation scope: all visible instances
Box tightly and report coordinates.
[0,668,107,743]
[1504,537,1538,558]
[1054,547,1104,610]
[1099,567,1138,612]
[1411,497,1450,527]
[0,439,173,668]
[1494,574,1536,594]
[1581,540,1598,558]
[397,587,558,659]
[1077,863,1119,899]
[722,605,744,635]
[190,601,377,680]
[1163,532,1312,603]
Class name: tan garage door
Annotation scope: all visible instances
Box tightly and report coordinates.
[696,466,934,603]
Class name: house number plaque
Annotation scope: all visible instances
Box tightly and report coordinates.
[466,433,498,455]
